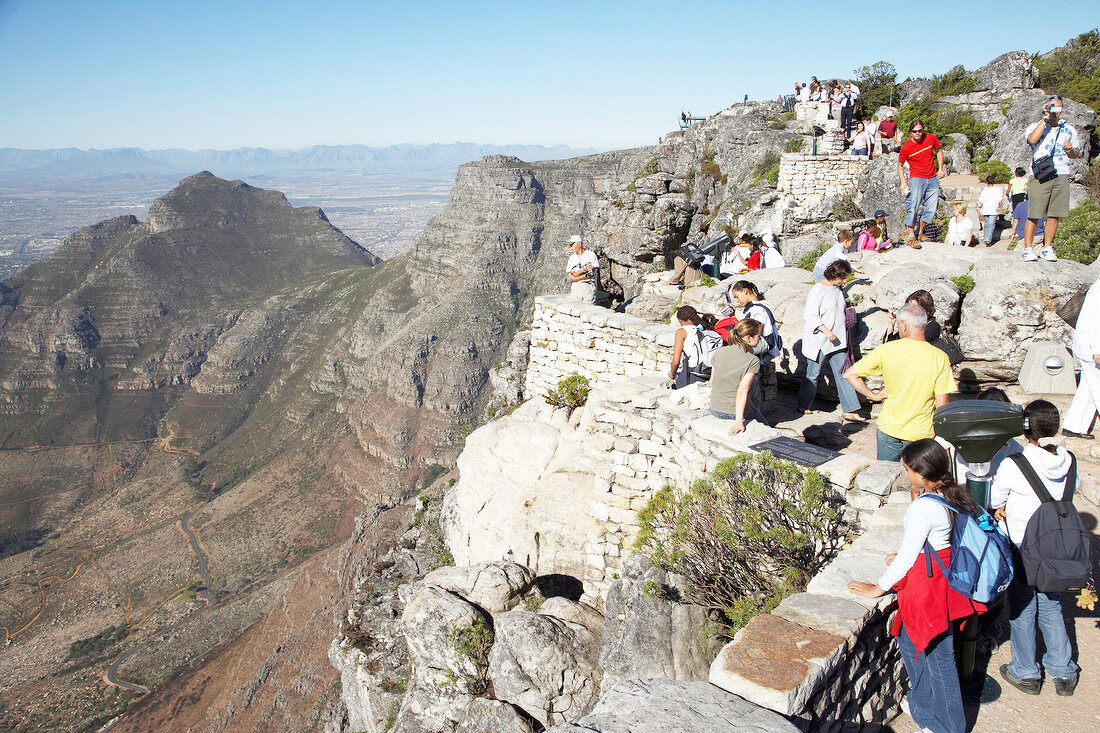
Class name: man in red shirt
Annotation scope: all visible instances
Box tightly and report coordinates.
[878,113,897,153]
[897,119,945,248]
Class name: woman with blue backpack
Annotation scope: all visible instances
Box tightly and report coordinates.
[990,400,1084,697]
[848,439,988,733]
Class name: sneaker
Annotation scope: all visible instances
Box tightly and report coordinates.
[1061,429,1095,440]
[1040,247,1057,262]
[999,664,1041,695]
[1021,249,1039,262]
[1053,677,1078,696]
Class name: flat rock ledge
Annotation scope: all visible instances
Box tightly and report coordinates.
[544,678,799,733]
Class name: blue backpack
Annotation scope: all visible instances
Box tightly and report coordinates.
[919,494,1014,604]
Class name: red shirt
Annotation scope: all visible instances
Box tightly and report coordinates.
[899,133,941,179]
[879,119,896,138]
[746,251,762,270]
[889,547,985,658]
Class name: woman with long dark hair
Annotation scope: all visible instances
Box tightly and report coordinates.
[848,439,986,733]
[708,319,765,435]
[669,306,716,389]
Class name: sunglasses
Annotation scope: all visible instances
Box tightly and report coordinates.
[911,128,924,134]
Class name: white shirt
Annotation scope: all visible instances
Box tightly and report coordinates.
[743,300,780,357]
[763,246,785,269]
[978,186,1004,216]
[801,282,847,359]
[1025,120,1081,176]
[566,250,599,281]
[990,443,1077,546]
[813,242,847,273]
[847,82,860,99]
[877,495,952,591]
[1071,278,1100,361]
[945,216,973,245]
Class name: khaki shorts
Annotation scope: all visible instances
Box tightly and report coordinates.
[1026,174,1069,220]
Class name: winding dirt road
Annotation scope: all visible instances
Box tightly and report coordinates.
[180,511,213,604]
[103,649,150,696]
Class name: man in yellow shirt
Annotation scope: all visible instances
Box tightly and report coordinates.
[844,304,957,461]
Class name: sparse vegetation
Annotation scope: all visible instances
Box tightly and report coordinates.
[419,463,448,491]
[449,616,493,694]
[831,192,862,221]
[544,375,591,410]
[930,66,976,97]
[797,241,832,271]
[895,97,995,150]
[634,452,845,635]
[751,150,781,188]
[975,160,1011,184]
[701,150,728,184]
[699,274,717,288]
[1053,201,1100,264]
[784,138,804,153]
[950,274,975,295]
[1034,30,1100,114]
[67,626,128,660]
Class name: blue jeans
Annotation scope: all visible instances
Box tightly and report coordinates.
[904,176,940,228]
[983,214,997,244]
[796,349,860,413]
[898,625,966,733]
[1006,574,1078,681]
[876,429,910,462]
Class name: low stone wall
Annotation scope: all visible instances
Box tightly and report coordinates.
[524,295,675,400]
[778,153,870,199]
[795,101,830,125]
[710,493,911,730]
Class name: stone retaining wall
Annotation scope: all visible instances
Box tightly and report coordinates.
[778,153,870,199]
[524,295,675,400]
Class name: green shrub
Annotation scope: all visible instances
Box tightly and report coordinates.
[785,138,804,153]
[930,66,976,97]
[1034,30,1100,114]
[634,452,845,635]
[420,463,448,491]
[449,616,493,694]
[1053,201,1100,264]
[975,160,1011,184]
[854,60,899,112]
[699,274,717,288]
[544,375,591,409]
[950,274,975,295]
[895,98,994,149]
[701,160,727,184]
[751,150,781,187]
[638,157,659,178]
[973,146,992,166]
[797,242,832,271]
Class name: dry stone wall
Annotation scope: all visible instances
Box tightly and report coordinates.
[778,154,869,199]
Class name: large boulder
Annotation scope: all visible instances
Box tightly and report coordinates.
[598,555,720,689]
[944,133,971,175]
[454,699,537,733]
[395,585,493,732]
[543,678,800,733]
[488,607,602,727]
[420,562,536,615]
[864,264,961,325]
[975,51,1038,93]
[856,155,906,241]
[957,258,1097,379]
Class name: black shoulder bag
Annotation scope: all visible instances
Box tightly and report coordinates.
[1031,124,1061,184]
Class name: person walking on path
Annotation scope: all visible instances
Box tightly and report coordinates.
[897,119,945,248]
[978,175,1006,245]
[566,235,599,302]
[848,439,986,733]
[1022,96,1081,263]
[844,303,957,461]
[990,400,1081,697]
[796,260,863,422]
[709,319,766,435]
[1063,277,1100,439]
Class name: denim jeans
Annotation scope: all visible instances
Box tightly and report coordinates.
[983,214,997,244]
[876,429,910,462]
[1006,573,1078,681]
[796,349,860,413]
[904,175,940,228]
[840,106,854,136]
[898,625,967,733]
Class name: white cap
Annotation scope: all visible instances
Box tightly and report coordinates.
[569,235,583,244]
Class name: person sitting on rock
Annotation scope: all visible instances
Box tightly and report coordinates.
[945,203,974,246]
[870,210,894,250]
[669,306,717,389]
[848,120,871,157]
[565,235,599,302]
[708,318,766,435]
[844,303,957,461]
[811,229,859,281]
[760,229,785,268]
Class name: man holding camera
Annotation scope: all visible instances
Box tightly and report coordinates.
[1022,96,1081,262]
[566,235,600,302]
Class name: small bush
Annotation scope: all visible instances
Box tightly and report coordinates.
[634,452,845,635]
[449,616,493,694]
[975,160,1011,184]
[544,375,591,409]
[950,274,975,295]
[1053,201,1100,264]
[930,66,976,97]
[751,150,781,187]
[785,138,804,153]
[699,274,717,288]
[831,192,862,221]
[701,159,727,184]
[797,242,832,271]
[638,157,660,178]
[973,146,992,166]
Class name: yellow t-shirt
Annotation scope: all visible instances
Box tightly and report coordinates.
[853,339,957,441]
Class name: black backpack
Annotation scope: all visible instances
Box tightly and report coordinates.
[677,243,706,268]
[1009,452,1093,593]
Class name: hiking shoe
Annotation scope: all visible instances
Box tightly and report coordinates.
[1020,249,1039,262]
[1053,677,1078,696]
[906,236,922,249]
[1040,247,1057,262]
[999,664,1041,695]
[1061,429,1095,440]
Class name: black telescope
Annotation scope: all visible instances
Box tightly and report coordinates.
[699,232,731,257]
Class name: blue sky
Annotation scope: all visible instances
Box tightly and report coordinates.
[0,0,1096,151]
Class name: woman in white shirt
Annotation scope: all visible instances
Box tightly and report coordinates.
[796,259,862,419]
[848,439,985,733]
[849,121,871,156]
[945,203,974,246]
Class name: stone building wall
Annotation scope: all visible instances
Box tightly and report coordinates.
[777,153,870,198]
[524,295,675,400]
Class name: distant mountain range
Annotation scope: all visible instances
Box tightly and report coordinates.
[0,143,599,181]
